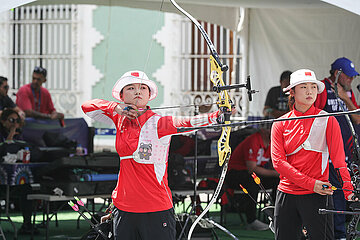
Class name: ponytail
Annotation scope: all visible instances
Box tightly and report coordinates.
[288,87,295,110]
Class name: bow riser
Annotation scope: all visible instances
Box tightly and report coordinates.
[168,1,233,238]
[218,126,231,166]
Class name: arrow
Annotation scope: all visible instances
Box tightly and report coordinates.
[74,196,100,224]
[322,184,357,193]
[251,172,274,204]
[67,201,110,239]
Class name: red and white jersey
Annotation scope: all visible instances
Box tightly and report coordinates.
[271,105,353,199]
[228,132,270,171]
[82,99,219,213]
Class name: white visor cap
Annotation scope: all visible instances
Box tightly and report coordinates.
[112,70,158,101]
[283,69,325,94]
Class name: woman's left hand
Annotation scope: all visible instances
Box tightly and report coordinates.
[313,180,333,195]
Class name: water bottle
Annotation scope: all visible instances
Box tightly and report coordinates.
[76,144,84,156]
[23,147,30,163]
[17,149,24,161]
[210,140,218,157]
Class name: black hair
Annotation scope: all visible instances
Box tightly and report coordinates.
[280,70,292,82]
[0,76,8,86]
[33,66,47,78]
[1,109,20,122]
[288,88,295,110]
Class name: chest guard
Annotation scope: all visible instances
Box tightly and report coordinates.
[120,115,171,184]
[286,110,329,174]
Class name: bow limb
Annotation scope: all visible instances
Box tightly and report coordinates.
[187,59,232,239]
[167,1,232,238]
[169,0,228,72]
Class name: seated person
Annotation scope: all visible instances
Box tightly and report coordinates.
[0,76,25,120]
[226,125,279,231]
[169,135,195,157]
[263,70,291,118]
[0,109,36,234]
[16,66,64,120]
[0,108,23,141]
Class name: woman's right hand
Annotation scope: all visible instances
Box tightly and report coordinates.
[115,104,138,119]
[313,180,333,195]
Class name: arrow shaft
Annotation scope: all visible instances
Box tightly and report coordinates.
[178,109,360,132]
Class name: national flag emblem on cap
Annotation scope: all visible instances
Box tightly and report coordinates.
[131,72,140,77]
[305,72,312,76]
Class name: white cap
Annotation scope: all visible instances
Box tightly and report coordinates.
[283,69,325,94]
[112,70,158,101]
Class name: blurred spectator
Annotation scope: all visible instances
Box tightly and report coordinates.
[0,109,23,141]
[169,135,195,157]
[16,66,64,120]
[0,109,36,234]
[226,125,279,231]
[315,57,360,240]
[263,71,292,118]
[0,76,25,120]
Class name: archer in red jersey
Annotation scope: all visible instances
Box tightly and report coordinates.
[82,70,222,240]
[271,69,355,240]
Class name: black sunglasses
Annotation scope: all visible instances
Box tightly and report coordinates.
[33,66,47,77]
[8,117,21,123]
[2,85,9,90]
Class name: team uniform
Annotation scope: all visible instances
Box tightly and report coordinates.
[227,132,278,224]
[82,99,219,240]
[16,83,56,114]
[271,105,353,239]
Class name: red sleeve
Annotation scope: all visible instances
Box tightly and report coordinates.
[44,89,56,113]
[314,88,327,110]
[351,91,359,108]
[228,143,244,168]
[271,121,316,191]
[16,86,33,111]
[81,99,119,126]
[327,116,353,199]
[246,134,260,163]
[157,111,220,139]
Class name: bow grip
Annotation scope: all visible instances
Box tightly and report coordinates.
[222,106,231,122]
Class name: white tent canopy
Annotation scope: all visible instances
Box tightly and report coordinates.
[4,0,340,30]
[29,0,339,31]
[3,0,360,116]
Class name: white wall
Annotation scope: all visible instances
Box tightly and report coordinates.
[248,7,360,116]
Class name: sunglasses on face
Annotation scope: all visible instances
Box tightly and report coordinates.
[8,117,21,123]
[2,85,9,90]
[33,66,47,77]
